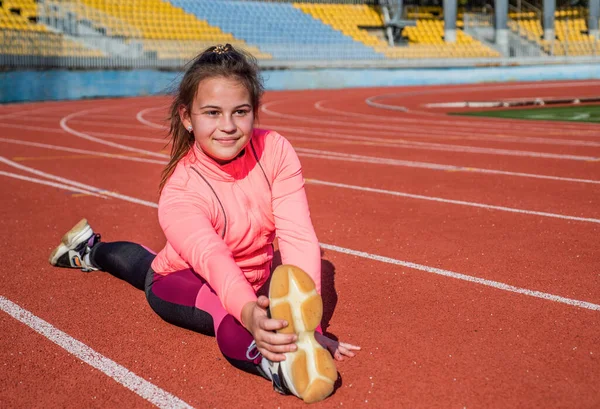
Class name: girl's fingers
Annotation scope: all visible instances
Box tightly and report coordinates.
[259,348,286,362]
[260,317,289,332]
[256,295,270,309]
[262,331,297,346]
[339,342,361,350]
[259,341,297,354]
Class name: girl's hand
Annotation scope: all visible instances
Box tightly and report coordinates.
[315,332,361,361]
[241,296,298,362]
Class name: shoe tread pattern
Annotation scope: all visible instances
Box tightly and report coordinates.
[269,265,337,403]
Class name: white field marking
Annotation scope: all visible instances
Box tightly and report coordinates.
[318,244,600,311]
[8,167,599,312]
[530,114,566,119]
[306,178,600,224]
[314,99,600,136]
[3,134,597,186]
[266,122,600,148]
[0,138,168,165]
[0,156,159,208]
[60,109,169,159]
[285,133,600,162]
[572,113,592,120]
[137,107,169,129]
[0,296,194,409]
[296,148,600,184]
[0,171,107,198]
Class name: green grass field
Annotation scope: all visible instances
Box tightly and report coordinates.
[454,105,600,123]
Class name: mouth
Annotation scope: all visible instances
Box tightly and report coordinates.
[214,137,240,146]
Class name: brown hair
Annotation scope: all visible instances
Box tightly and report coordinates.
[159,44,264,192]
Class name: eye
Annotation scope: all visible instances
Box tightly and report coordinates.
[235,109,250,116]
[204,110,219,116]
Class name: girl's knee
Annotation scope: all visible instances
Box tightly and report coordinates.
[216,315,257,363]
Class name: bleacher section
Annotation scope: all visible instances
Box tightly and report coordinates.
[297,3,499,59]
[508,7,600,56]
[168,0,383,60]
[2,0,597,65]
[401,19,500,58]
[48,0,271,60]
[0,0,104,58]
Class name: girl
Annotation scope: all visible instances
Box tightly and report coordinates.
[49,44,359,403]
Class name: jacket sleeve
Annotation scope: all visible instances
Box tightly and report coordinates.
[270,134,322,295]
[158,177,257,323]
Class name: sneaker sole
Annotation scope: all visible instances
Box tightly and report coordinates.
[48,219,93,266]
[269,265,337,403]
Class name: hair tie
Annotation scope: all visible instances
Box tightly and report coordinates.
[213,44,231,55]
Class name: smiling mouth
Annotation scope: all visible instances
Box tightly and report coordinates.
[214,137,240,145]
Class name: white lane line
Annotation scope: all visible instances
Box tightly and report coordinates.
[86,131,166,143]
[262,100,600,142]
[318,244,600,311]
[296,149,600,185]
[7,165,600,312]
[0,122,166,144]
[0,104,75,120]
[59,109,169,159]
[4,137,597,219]
[0,156,159,208]
[2,136,597,185]
[0,138,168,165]
[365,80,600,109]
[60,119,153,130]
[0,296,194,409]
[266,123,600,148]
[306,179,600,224]
[287,134,600,162]
[0,171,107,198]
[137,107,169,129]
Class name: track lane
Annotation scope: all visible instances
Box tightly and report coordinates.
[2,81,600,408]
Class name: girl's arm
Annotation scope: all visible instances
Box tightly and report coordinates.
[270,134,322,294]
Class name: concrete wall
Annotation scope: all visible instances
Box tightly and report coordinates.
[1,64,599,103]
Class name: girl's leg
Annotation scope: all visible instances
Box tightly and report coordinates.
[50,220,263,376]
[145,268,264,377]
[89,242,155,291]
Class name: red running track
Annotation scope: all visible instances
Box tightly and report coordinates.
[1,80,599,409]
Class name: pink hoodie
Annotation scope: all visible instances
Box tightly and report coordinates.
[151,129,321,323]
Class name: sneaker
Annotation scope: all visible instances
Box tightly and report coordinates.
[268,265,338,403]
[49,219,100,271]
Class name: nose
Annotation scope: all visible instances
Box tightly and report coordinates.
[219,114,237,133]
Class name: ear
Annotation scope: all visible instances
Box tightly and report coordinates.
[178,104,191,130]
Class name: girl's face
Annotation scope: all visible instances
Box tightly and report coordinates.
[180,76,254,164]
